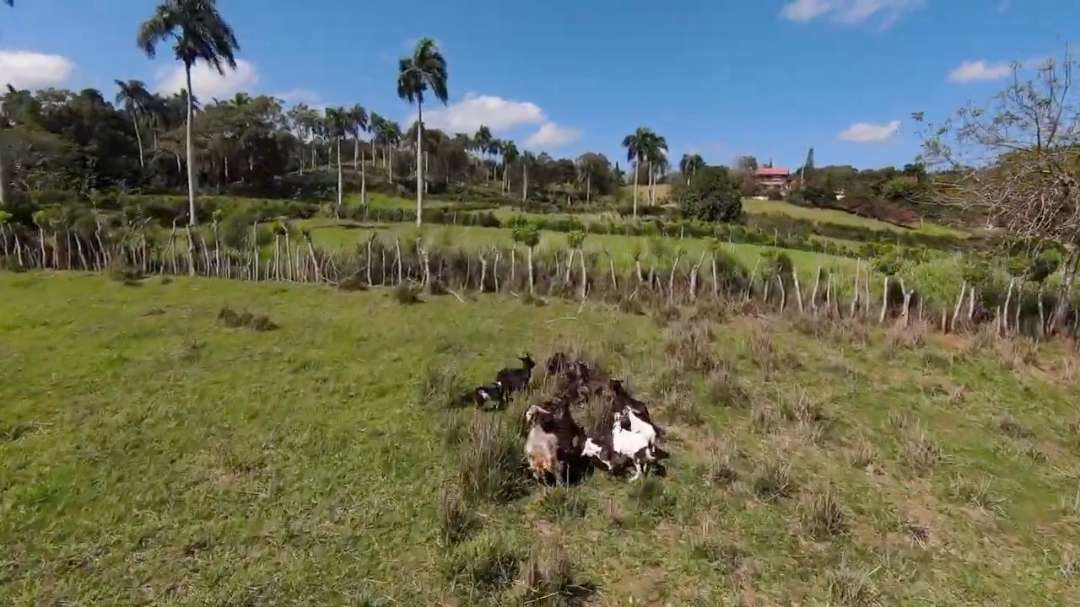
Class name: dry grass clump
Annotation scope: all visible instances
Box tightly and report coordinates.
[997,414,1035,439]
[849,436,876,470]
[902,425,943,474]
[751,400,779,434]
[705,365,749,408]
[629,477,677,517]
[664,320,717,373]
[705,443,740,488]
[753,456,795,502]
[337,274,369,291]
[456,416,526,504]
[217,306,279,331]
[417,361,468,409]
[518,535,590,607]
[438,484,477,547]
[392,283,423,305]
[827,561,879,607]
[886,322,926,350]
[664,386,705,427]
[443,530,521,593]
[533,487,587,521]
[949,474,1005,516]
[800,486,850,540]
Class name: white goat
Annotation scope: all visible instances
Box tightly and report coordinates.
[613,409,658,461]
[611,422,652,481]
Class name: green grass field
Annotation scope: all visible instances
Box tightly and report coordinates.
[742,198,967,238]
[298,219,860,280]
[2,273,1079,605]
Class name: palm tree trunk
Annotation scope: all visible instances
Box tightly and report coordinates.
[416,102,424,227]
[648,160,655,205]
[184,62,197,226]
[353,137,359,169]
[336,137,344,218]
[586,174,591,204]
[360,148,367,209]
[0,144,7,208]
[132,114,145,169]
[632,157,640,218]
[523,162,528,202]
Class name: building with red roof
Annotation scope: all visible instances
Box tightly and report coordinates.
[754,166,792,194]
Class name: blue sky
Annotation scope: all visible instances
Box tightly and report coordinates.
[0,0,1075,169]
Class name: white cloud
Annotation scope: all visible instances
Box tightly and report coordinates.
[948,59,1012,83]
[155,59,258,101]
[524,122,581,150]
[273,88,327,109]
[780,0,925,27]
[781,0,832,21]
[0,50,74,90]
[417,92,545,134]
[838,120,901,143]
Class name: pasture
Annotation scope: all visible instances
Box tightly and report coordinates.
[2,273,1079,605]
[299,219,861,280]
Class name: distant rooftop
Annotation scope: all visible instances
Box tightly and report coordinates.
[755,167,790,177]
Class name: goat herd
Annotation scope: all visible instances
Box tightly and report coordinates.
[461,352,669,484]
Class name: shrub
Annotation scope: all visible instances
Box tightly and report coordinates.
[108,263,143,285]
[443,531,521,592]
[679,166,743,222]
[457,416,526,504]
[392,283,423,305]
[338,274,369,291]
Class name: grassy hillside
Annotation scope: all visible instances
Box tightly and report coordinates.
[2,273,1079,605]
[299,219,860,279]
[742,199,967,238]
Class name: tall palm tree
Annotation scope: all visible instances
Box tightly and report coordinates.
[324,107,349,217]
[521,151,536,202]
[368,112,384,172]
[397,37,448,227]
[643,132,668,204]
[138,0,239,227]
[349,104,368,169]
[474,125,493,180]
[621,128,651,218]
[349,105,369,206]
[680,153,705,185]
[502,140,519,194]
[115,80,153,169]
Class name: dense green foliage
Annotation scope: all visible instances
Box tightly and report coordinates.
[678,166,743,222]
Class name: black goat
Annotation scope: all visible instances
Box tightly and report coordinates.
[609,379,653,422]
[496,354,535,398]
[470,382,505,409]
